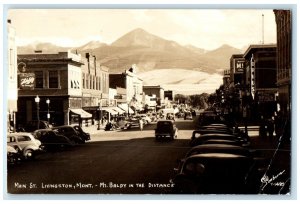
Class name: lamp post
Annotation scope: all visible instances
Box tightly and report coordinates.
[35,95,40,129]
[46,98,50,123]
[97,102,102,130]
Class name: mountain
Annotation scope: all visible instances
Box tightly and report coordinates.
[76,41,107,51]
[17,28,242,75]
[18,42,71,54]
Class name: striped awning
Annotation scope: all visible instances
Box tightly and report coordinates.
[102,107,118,115]
[118,104,134,114]
[70,109,92,118]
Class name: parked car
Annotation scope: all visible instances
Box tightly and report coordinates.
[139,114,151,124]
[23,120,52,132]
[7,132,43,160]
[185,144,253,158]
[32,129,74,151]
[71,125,91,141]
[190,132,250,147]
[155,120,178,140]
[7,145,21,165]
[171,153,260,194]
[51,126,84,144]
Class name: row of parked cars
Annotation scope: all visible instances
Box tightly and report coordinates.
[7,121,91,166]
[169,110,266,194]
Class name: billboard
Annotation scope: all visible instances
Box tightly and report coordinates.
[18,73,35,89]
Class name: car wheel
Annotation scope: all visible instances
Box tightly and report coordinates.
[24,149,34,160]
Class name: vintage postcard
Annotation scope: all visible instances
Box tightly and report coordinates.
[4,4,294,200]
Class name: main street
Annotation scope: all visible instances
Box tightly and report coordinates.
[7,119,196,194]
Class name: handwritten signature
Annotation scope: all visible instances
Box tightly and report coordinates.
[260,170,286,190]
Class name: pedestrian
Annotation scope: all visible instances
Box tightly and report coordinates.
[259,115,267,138]
[139,117,144,131]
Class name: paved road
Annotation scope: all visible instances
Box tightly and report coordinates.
[7,119,196,194]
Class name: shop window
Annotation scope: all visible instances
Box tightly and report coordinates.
[49,70,59,88]
[35,71,43,88]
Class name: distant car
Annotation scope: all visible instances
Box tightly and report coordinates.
[7,132,43,160]
[139,114,151,124]
[184,111,193,120]
[171,153,259,194]
[51,126,84,144]
[23,120,53,132]
[155,120,178,140]
[71,125,91,141]
[32,129,74,151]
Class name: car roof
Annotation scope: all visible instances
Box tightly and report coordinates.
[8,132,33,136]
[191,144,244,149]
[188,153,247,159]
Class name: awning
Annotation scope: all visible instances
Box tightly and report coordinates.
[118,104,134,114]
[102,107,118,115]
[112,107,125,114]
[70,109,92,118]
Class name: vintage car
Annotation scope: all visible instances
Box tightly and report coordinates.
[171,153,260,194]
[23,120,53,132]
[155,120,178,140]
[7,145,21,165]
[7,132,43,160]
[51,126,85,144]
[71,125,91,141]
[32,129,74,151]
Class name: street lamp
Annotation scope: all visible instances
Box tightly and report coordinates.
[46,98,50,123]
[35,95,40,129]
[97,102,102,130]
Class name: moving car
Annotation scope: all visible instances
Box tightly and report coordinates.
[184,111,193,120]
[155,120,178,140]
[7,132,43,160]
[32,129,74,151]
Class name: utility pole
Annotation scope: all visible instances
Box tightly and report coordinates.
[262,14,264,44]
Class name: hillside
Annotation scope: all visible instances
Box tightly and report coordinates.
[139,69,223,94]
[18,28,242,75]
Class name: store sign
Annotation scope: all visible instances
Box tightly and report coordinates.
[114,95,123,99]
[258,93,275,102]
[235,60,244,73]
[18,73,35,89]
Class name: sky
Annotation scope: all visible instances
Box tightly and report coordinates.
[7,8,277,50]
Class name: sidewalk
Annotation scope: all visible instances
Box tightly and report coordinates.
[81,124,106,135]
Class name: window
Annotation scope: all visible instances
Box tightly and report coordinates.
[82,73,85,89]
[17,136,32,142]
[35,71,43,88]
[49,70,59,88]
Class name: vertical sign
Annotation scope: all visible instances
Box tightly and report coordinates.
[250,54,255,99]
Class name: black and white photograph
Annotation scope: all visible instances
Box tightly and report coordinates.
[2,1,297,200]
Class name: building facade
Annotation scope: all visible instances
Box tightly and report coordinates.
[230,54,245,85]
[143,85,165,109]
[109,69,143,114]
[243,44,277,119]
[273,10,292,119]
[80,53,109,124]
[17,51,87,127]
